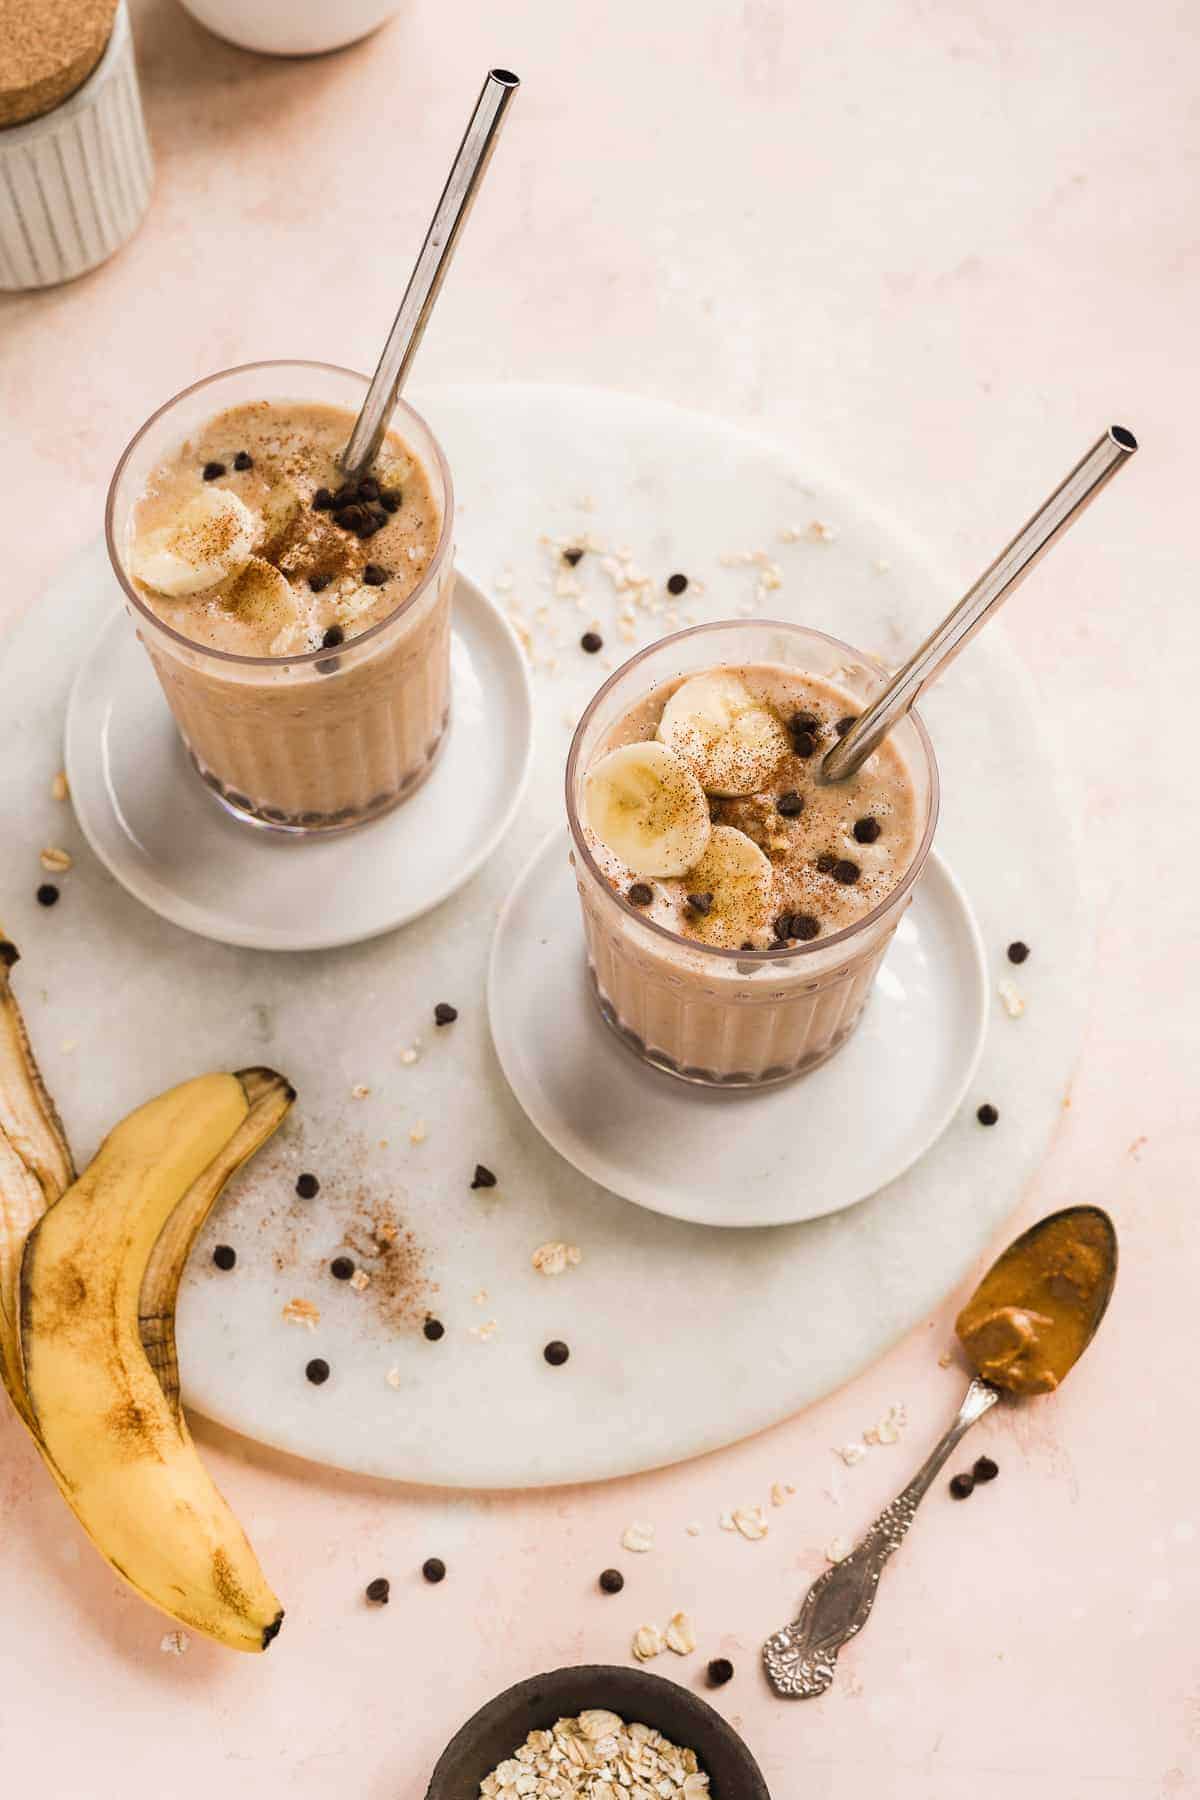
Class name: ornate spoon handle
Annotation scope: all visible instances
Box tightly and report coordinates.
[763,1377,998,1698]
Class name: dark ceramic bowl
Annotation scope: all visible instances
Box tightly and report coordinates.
[425,1664,770,1797]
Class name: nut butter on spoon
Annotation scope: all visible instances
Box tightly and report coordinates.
[763,1205,1118,1698]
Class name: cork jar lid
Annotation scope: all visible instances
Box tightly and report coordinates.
[0,0,120,129]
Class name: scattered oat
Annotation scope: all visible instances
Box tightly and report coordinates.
[493,569,514,594]
[351,1084,371,1100]
[409,1120,427,1144]
[632,1623,665,1662]
[874,558,891,574]
[769,1482,793,1507]
[349,1268,371,1293]
[51,770,69,802]
[685,1521,703,1537]
[622,1521,655,1554]
[160,1630,190,1655]
[282,1297,320,1331]
[400,1045,421,1065]
[807,520,838,543]
[864,1403,907,1447]
[39,847,71,873]
[1128,1135,1148,1159]
[61,1039,77,1054]
[835,1443,866,1466]
[385,1365,402,1389]
[998,978,1026,1019]
[718,1510,736,1532]
[665,1611,697,1655]
[531,1240,583,1277]
[473,1288,489,1306]
[376,1221,398,1245]
[732,1504,769,1541]
[825,1537,851,1564]
[470,1318,498,1341]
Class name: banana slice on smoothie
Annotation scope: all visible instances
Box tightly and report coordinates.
[584,741,712,878]
[657,672,790,797]
[681,825,774,947]
[225,557,302,650]
[130,488,258,598]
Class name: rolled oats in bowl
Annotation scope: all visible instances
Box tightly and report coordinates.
[479,1708,709,1797]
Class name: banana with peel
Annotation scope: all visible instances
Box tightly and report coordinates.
[0,934,292,1651]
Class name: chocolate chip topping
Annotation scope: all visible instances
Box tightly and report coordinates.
[790,913,820,941]
[309,574,332,594]
[379,489,402,513]
[776,790,804,818]
[628,883,653,907]
[362,562,389,586]
[312,487,334,511]
[791,729,818,758]
[321,625,344,649]
[686,891,714,916]
[233,450,253,471]
[202,461,225,481]
[357,478,380,502]
[816,853,838,874]
[853,817,881,844]
[835,715,857,737]
[790,711,819,734]
[833,859,860,885]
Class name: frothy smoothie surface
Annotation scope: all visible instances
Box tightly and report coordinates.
[582,663,921,950]
[127,400,442,657]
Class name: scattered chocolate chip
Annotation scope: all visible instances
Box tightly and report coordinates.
[362,562,389,586]
[357,477,380,502]
[470,1164,497,1189]
[355,514,381,540]
[312,486,334,511]
[791,913,820,941]
[666,572,689,596]
[322,625,344,649]
[686,891,714,916]
[949,1473,975,1499]
[563,547,585,566]
[544,1340,570,1366]
[423,1317,445,1342]
[791,729,818,758]
[1007,941,1030,965]
[365,1576,390,1604]
[330,1256,355,1281]
[212,1244,236,1270]
[973,1456,999,1483]
[816,853,838,874]
[833,859,860,885]
[202,461,225,481]
[777,790,805,817]
[598,1568,625,1594]
[296,1173,320,1199]
[35,884,59,907]
[305,1358,330,1385]
[422,1557,447,1584]
[379,488,402,513]
[773,912,794,942]
[790,711,819,734]
[835,715,858,737]
[233,450,253,471]
[853,817,881,844]
[628,883,653,907]
[331,482,359,509]
[580,631,603,653]
[706,1658,735,1688]
[434,1002,458,1026]
[977,1103,999,1127]
[333,504,368,534]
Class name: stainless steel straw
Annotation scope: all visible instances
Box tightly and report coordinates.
[820,425,1139,784]
[339,68,520,484]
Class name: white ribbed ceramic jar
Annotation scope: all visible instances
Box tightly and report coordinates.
[0,1,152,291]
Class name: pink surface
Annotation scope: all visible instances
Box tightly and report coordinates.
[0,2,1195,1794]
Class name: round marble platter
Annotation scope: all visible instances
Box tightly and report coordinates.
[0,384,1083,1487]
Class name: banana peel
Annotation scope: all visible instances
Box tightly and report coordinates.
[0,936,294,1652]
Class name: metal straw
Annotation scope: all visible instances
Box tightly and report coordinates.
[820,425,1139,784]
[338,68,520,484]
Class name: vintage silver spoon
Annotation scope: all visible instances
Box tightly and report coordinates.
[763,1206,1118,1698]
[338,68,520,486]
[821,426,1138,783]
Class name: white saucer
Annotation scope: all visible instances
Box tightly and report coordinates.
[64,568,533,951]
[488,829,988,1229]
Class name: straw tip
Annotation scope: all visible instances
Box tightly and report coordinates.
[1109,424,1138,452]
[489,68,520,88]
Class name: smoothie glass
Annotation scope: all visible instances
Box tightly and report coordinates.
[565,621,940,1088]
[106,360,455,834]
